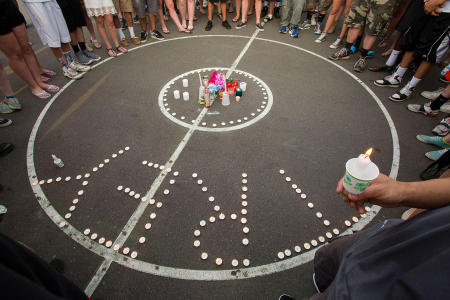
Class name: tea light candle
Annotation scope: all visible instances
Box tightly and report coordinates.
[173,90,180,99]
[183,92,189,101]
[182,79,188,87]
[236,96,240,102]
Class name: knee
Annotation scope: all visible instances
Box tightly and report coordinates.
[20,43,34,56]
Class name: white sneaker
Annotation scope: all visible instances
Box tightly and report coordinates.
[314,24,322,35]
[62,66,83,80]
[389,83,415,102]
[441,102,450,113]
[69,61,90,72]
[311,13,317,26]
[330,37,342,49]
[374,73,402,87]
[315,32,326,43]
[421,87,445,100]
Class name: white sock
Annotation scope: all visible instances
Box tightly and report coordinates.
[395,66,408,78]
[128,26,135,38]
[409,76,422,88]
[118,29,125,40]
[386,50,401,67]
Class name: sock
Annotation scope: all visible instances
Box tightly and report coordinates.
[5,95,15,99]
[78,42,86,51]
[386,50,400,67]
[57,57,67,67]
[354,35,362,49]
[118,28,125,40]
[394,66,408,78]
[344,41,353,49]
[128,26,135,37]
[63,51,74,64]
[409,76,422,88]
[71,44,80,53]
[360,48,369,58]
[430,94,449,110]
[306,11,313,21]
[318,13,325,23]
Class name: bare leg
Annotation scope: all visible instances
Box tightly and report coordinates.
[208,1,214,20]
[255,0,261,24]
[139,17,148,32]
[104,14,123,49]
[148,14,157,31]
[339,0,352,39]
[178,0,187,27]
[187,0,195,29]
[165,0,188,31]
[233,0,241,21]
[94,16,113,49]
[248,0,254,14]
[229,0,234,12]
[82,9,101,48]
[158,0,169,32]
[240,0,248,22]
[399,51,415,69]
[220,2,227,21]
[361,34,377,50]
[0,63,14,96]
[323,0,344,33]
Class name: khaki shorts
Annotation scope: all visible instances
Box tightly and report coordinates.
[305,0,332,12]
[112,0,133,13]
[345,0,396,35]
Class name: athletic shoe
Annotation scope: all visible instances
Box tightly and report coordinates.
[350,45,358,54]
[367,50,374,58]
[151,30,165,40]
[314,24,321,35]
[0,101,13,114]
[140,31,148,42]
[329,47,351,60]
[416,134,450,148]
[353,57,367,73]
[439,75,450,83]
[63,66,83,80]
[236,22,247,29]
[299,20,311,30]
[407,102,439,116]
[69,61,90,72]
[329,37,341,48]
[263,14,273,23]
[74,51,93,65]
[131,36,141,45]
[279,26,288,34]
[441,103,450,113]
[311,14,317,25]
[425,148,448,161]
[389,84,414,102]
[4,96,21,110]
[289,25,299,38]
[315,32,326,43]
[256,23,264,31]
[82,49,101,62]
[0,118,12,127]
[432,117,450,136]
[205,21,213,31]
[374,73,401,87]
[120,38,129,46]
[222,20,231,29]
[369,64,394,72]
[421,87,445,100]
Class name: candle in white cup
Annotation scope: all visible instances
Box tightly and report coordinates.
[173,90,180,99]
[182,79,189,87]
[343,148,379,194]
[240,82,247,91]
[183,91,189,101]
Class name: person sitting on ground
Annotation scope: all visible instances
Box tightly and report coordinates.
[416,132,450,160]
[280,170,450,300]
[408,84,450,117]
[0,61,21,113]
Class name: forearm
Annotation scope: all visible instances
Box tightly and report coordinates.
[400,177,450,209]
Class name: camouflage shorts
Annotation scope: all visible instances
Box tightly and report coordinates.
[305,0,332,12]
[344,0,396,35]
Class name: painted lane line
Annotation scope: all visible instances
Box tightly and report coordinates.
[84,29,261,294]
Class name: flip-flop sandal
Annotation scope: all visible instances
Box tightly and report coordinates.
[46,85,60,92]
[41,75,51,83]
[41,70,57,78]
[163,28,170,34]
[232,16,239,22]
[187,26,194,32]
[107,48,117,57]
[92,39,102,49]
[32,90,51,99]
[116,46,128,54]
[86,44,94,52]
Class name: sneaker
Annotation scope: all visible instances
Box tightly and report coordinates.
[222,20,231,29]
[329,37,342,49]
[256,23,264,31]
[120,38,129,46]
[408,102,439,116]
[133,15,139,23]
[314,24,321,35]
[315,32,326,43]
[82,49,101,62]
[350,45,358,54]
[439,75,450,83]
[69,61,90,72]
[441,103,450,113]
[63,66,84,80]
[425,149,449,161]
[74,51,93,65]
[140,31,148,42]
[0,101,13,114]
[374,74,401,87]
[236,22,247,29]
[0,118,12,127]
[151,30,165,40]
[279,25,288,34]
[263,14,273,23]
[416,134,450,148]
[432,117,450,136]
[299,20,311,30]
[353,57,367,73]
[205,20,213,31]
[369,64,394,72]
[329,47,351,60]
[4,96,21,110]
[130,36,141,45]
[389,84,414,102]
[289,25,299,38]
[311,13,317,26]
[421,87,445,100]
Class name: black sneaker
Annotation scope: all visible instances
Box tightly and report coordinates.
[140,31,148,42]
[222,20,231,29]
[151,30,165,40]
[205,20,213,31]
[236,22,247,29]
[256,23,264,31]
[0,118,12,127]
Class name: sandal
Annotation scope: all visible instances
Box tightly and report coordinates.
[178,28,191,34]
[41,75,51,83]
[41,69,57,78]
[187,26,194,32]
[91,39,102,49]
[46,85,60,92]
[115,46,128,54]
[107,48,117,57]
[162,28,170,34]
[232,16,240,22]
[32,90,51,99]
[86,44,94,52]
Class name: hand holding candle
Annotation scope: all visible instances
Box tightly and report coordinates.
[343,148,379,195]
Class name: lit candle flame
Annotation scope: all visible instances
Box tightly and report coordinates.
[364,148,373,157]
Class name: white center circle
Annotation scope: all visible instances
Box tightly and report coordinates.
[158,67,273,132]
